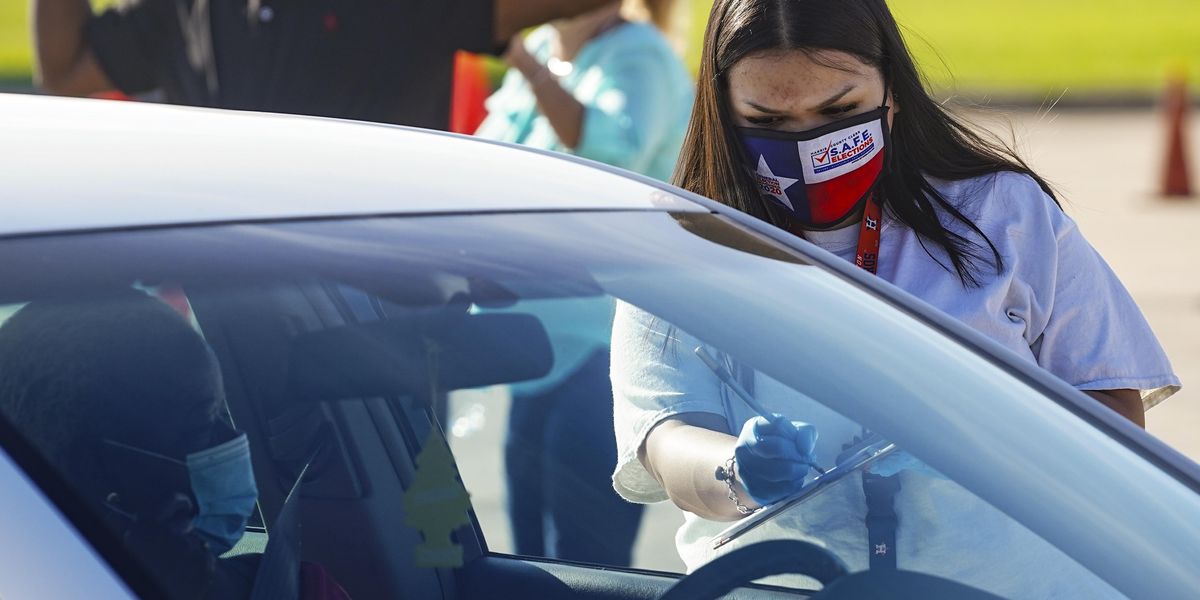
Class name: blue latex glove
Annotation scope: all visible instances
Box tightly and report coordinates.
[734,415,819,506]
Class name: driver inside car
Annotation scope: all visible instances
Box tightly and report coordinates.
[0,290,342,599]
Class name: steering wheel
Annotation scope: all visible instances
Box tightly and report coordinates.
[656,540,848,600]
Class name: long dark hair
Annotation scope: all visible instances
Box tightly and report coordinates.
[673,0,1059,286]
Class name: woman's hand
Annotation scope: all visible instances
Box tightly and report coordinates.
[734,416,819,506]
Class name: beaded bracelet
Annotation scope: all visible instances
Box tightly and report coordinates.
[714,456,755,515]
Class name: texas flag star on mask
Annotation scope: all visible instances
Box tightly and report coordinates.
[754,155,800,211]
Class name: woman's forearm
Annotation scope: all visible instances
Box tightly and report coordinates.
[33,0,112,95]
[1085,389,1145,428]
[508,52,586,149]
[526,69,585,149]
[639,414,761,522]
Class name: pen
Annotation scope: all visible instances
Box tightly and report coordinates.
[694,346,827,476]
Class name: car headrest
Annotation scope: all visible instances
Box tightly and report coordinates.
[287,313,552,402]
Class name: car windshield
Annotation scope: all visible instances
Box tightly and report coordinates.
[0,210,1174,599]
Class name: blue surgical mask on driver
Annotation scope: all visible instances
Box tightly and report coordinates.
[186,433,258,555]
[103,431,258,556]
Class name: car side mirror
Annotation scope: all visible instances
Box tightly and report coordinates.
[287,312,552,402]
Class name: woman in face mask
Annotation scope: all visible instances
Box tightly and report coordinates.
[607,0,1179,595]
[0,291,259,599]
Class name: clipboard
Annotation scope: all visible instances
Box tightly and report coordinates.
[711,438,898,550]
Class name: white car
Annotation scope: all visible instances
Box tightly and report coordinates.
[0,94,1198,600]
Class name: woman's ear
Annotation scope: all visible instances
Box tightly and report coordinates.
[886,90,900,132]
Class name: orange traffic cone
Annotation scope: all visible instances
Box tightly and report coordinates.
[1161,73,1193,198]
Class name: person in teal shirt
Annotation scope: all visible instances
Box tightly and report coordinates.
[475,0,693,567]
[476,1,693,182]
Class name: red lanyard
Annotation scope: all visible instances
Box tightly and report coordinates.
[854,195,882,275]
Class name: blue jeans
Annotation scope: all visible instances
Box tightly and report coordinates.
[504,350,644,566]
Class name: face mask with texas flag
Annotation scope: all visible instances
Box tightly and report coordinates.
[738,106,890,229]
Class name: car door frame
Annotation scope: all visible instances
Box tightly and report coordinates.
[0,410,158,599]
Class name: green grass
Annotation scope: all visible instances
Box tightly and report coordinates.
[0,1,31,85]
[3,1,1197,95]
[889,0,1200,96]
[683,0,1200,96]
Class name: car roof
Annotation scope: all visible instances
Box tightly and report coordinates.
[0,94,704,238]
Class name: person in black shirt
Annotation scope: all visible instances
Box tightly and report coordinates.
[33,0,613,129]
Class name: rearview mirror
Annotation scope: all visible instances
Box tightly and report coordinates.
[287,312,552,402]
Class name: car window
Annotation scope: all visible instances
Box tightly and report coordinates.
[443,294,1125,598]
[446,295,688,573]
[0,211,1182,599]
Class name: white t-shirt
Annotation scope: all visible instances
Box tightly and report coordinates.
[610,172,1179,597]
[806,172,1178,407]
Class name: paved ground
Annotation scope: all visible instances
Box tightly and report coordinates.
[446,107,1200,574]
[983,108,1199,457]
